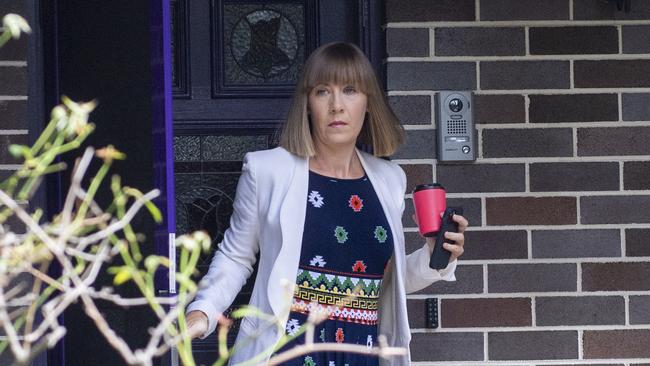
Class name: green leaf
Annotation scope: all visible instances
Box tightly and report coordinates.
[124,187,162,223]
[107,265,125,274]
[113,268,132,285]
[144,255,169,272]
[144,200,162,223]
[175,272,197,293]
[2,14,32,39]
[144,256,161,272]
[74,261,86,274]
[8,144,29,159]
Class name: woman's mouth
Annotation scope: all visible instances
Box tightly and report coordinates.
[328,121,347,127]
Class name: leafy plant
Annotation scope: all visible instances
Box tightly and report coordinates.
[0,14,207,366]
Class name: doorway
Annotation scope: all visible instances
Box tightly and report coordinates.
[170,0,385,362]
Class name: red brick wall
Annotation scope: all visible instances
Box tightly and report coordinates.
[387,0,650,364]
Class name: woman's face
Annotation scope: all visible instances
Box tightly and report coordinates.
[308,82,368,152]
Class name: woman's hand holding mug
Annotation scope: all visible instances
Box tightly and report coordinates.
[412,183,468,264]
[412,212,467,262]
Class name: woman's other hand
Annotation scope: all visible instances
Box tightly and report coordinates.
[186,310,208,339]
[438,213,467,262]
[413,213,468,263]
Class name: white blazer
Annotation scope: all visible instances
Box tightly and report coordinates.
[187,147,456,365]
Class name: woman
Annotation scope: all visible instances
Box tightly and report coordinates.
[186,42,468,366]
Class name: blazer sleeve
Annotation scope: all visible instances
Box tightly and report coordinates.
[186,152,260,338]
[393,163,457,294]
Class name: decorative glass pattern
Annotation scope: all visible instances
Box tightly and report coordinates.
[175,175,237,248]
[223,2,305,85]
[202,135,268,161]
[173,136,201,161]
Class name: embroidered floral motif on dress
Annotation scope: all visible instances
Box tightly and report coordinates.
[286,318,300,336]
[335,328,344,343]
[374,225,388,243]
[308,190,324,208]
[352,260,367,273]
[348,194,363,212]
[303,356,316,366]
[309,255,326,267]
[334,226,348,243]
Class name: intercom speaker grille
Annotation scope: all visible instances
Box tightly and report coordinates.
[446,120,468,134]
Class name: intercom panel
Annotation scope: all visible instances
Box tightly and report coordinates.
[435,91,476,162]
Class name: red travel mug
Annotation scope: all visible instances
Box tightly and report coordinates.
[413,183,446,237]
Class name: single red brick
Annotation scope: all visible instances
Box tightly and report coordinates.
[441,298,531,327]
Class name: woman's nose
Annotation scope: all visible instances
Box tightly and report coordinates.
[330,92,344,113]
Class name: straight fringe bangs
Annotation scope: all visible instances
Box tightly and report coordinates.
[280,43,404,157]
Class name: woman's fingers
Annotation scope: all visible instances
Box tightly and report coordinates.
[444,231,464,245]
[443,242,464,261]
[421,213,469,261]
[443,218,466,261]
[452,214,469,233]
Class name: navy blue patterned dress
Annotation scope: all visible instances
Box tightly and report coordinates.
[278,170,394,366]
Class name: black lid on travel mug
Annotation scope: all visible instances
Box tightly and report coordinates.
[413,183,445,193]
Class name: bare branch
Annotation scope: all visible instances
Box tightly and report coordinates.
[61,147,94,226]
[77,189,160,246]
[87,288,180,307]
[24,266,63,291]
[0,287,28,362]
[79,293,138,364]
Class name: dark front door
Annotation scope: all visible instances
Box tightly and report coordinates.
[170,0,384,363]
[42,1,174,366]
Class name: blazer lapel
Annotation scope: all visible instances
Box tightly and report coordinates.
[357,149,406,337]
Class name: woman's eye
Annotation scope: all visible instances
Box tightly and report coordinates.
[343,86,357,94]
[315,89,328,96]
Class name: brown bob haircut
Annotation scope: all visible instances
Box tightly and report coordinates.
[279,42,404,157]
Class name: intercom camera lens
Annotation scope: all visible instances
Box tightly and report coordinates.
[449,98,463,112]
